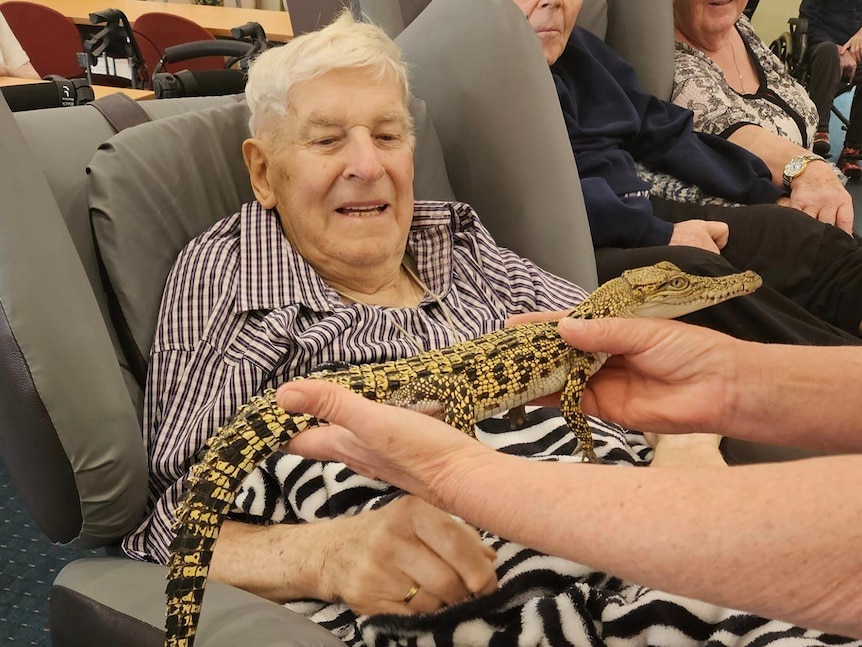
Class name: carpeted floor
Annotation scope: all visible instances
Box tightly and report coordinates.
[0,460,101,646]
[826,90,862,236]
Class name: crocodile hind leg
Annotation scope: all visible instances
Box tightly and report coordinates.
[388,373,478,437]
[560,354,602,463]
[165,389,320,647]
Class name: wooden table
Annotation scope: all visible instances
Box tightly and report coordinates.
[0,0,295,41]
[0,75,155,100]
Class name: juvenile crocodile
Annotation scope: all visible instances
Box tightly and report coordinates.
[163,261,761,646]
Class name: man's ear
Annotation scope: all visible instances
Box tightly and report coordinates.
[243,138,277,209]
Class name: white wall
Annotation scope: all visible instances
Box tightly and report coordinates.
[750,0,798,47]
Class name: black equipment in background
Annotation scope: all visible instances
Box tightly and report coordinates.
[152,39,254,76]
[0,76,95,112]
[80,9,148,89]
[152,69,247,99]
[151,38,256,98]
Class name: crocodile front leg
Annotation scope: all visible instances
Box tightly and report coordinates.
[560,353,603,463]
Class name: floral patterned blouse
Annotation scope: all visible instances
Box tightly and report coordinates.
[672,15,818,149]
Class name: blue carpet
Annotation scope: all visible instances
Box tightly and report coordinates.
[0,459,101,646]
[826,89,862,236]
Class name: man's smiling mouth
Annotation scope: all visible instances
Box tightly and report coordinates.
[336,204,388,216]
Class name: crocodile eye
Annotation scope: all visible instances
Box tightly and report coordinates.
[669,277,688,289]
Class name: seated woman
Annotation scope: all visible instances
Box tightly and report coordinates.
[672,0,854,228]
[0,14,39,80]
[125,11,861,647]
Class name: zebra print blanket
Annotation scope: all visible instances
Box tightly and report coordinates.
[234,408,859,647]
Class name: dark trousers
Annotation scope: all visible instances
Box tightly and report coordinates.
[807,41,862,144]
[595,198,862,346]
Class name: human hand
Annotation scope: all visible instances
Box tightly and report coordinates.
[787,162,854,233]
[280,382,486,495]
[839,49,858,82]
[277,385,500,613]
[668,220,728,253]
[555,317,741,436]
[842,29,862,61]
[318,495,498,615]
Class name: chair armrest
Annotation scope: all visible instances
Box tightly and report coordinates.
[51,557,346,647]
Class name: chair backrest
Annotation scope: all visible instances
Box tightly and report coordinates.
[0,94,241,547]
[0,1,83,78]
[132,12,222,77]
[354,0,431,37]
[397,0,598,289]
[584,0,675,101]
[88,102,256,387]
[578,0,608,40]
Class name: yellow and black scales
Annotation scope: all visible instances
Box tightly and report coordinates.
[164,262,762,646]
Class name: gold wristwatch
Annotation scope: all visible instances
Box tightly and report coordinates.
[782,154,825,189]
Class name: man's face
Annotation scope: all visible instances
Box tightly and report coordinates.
[513,0,582,65]
[245,67,415,278]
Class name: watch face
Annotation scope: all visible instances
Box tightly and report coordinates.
[786,158,806,176]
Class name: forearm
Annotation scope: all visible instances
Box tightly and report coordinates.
[11,61,39,81]
[727,125,806,188]
[435,452,862,637]
[724,124,852,231]
[659,131,783,204]
[728,343,862,452]
[210,519,336,603]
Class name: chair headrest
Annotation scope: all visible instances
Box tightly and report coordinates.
[89,101,255,385]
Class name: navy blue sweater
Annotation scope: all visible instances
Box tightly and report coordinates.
[551,27,784,249]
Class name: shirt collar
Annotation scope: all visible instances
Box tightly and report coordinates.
[235,200,458,314]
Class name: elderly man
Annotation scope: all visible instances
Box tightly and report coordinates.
[121,13,520,625]
[513,0,862,345]
[125,11,861,647]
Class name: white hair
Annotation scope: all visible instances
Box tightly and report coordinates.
[245,11,413,140]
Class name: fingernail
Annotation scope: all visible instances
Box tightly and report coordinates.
[559,318,586,332]
[277,386,306,412]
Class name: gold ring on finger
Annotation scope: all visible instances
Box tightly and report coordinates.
[402,583,420,604]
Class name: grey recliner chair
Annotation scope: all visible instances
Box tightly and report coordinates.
[283,0,431,37]
[0,94,345,647]
[588,0,675,101]
[356,0,432,37]
[1,0,701,644]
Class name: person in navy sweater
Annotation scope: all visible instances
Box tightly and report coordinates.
[514,0,862,344]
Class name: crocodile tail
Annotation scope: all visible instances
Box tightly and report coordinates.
[164,388,318,647]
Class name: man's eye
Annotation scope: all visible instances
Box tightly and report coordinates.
[376,133,401,143]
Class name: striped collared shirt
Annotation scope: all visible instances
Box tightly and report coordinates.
[122,200,588,563]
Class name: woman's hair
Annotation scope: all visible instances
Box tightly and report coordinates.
[245,10,412,140]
